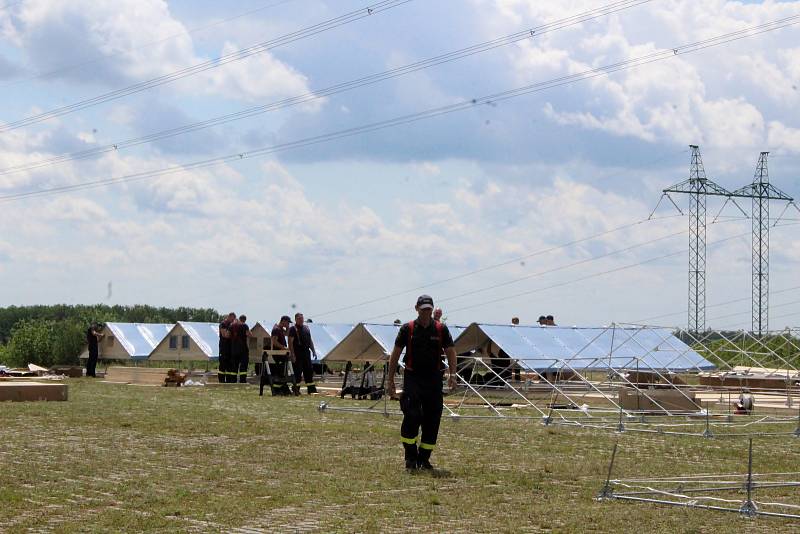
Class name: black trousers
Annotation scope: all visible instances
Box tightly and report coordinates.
[237,350,249,383]
[219,343,232,383]
[400,372,443,454]
[86,349,98,377]
[293,349,316,392]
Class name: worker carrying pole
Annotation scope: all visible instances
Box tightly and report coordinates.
[387,295,457,471]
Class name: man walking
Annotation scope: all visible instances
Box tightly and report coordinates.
[387,295,457,471]
[85,322,105,377]
[288,312,318,395]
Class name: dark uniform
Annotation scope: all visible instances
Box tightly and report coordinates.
[271,324,289,379]
[394,319,454,467]
[86,326,100,377]
[289,323,316,394]
[232,321,250,383]
[218,319,233,383]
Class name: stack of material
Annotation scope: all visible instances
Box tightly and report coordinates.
[50,366,84,378]
[164,369,186,387]
[106,367,173,385]
[0,382,68,402]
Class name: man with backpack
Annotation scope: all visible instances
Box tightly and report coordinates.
[386,295,457,471]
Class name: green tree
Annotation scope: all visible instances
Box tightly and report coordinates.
[5,319,55,368]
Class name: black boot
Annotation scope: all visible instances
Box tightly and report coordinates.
[307,384,317,394]
[292,385,301,396]
[403,443,418,470]
[417,447,433,470]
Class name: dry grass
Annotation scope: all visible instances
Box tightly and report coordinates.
[0,379,798,533]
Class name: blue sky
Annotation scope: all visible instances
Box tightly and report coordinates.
[0,0,799,330]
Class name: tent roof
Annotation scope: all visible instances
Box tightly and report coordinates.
[325,322,466,362]
[307,323,354,360]
[177,321,220,359]
[105,322,173,359]
[454,323,715,372]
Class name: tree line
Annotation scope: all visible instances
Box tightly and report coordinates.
[0,304,220,368]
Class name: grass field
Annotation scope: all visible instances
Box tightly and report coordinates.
[1,379,799,533]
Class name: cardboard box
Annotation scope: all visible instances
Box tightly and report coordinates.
[618,387,699,413]
[0,382,68,402]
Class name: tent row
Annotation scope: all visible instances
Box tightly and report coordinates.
[84,321,354,362]
[86,320,715,373]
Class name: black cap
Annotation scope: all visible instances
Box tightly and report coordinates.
[416,294,434,310]
[280,315,291,322]
[538,316,546,321]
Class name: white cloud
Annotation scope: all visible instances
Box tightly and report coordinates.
[480,0,800,157]
[8,0,317,105]
[767,121,800,154]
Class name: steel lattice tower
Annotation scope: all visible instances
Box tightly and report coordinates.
[732,152,794,336]
[663,146,735,333]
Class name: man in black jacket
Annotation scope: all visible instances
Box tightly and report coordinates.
[387,295,457,471]
[288,312,317,395]
[85,323,105,377]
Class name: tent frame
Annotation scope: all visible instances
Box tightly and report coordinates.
[320,323,800,438]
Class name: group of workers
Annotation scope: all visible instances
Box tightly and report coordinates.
[266,312,318,395]
[217,313,252,383]
[217,312,318,393]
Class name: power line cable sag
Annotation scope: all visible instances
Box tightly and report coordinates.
[363,228,695,321]
[633,284,800,324]
[0,0,300,89]
[0,0,655,177]
[365,224,800,321]
[0,0,413,133]
[2,15,798,203]
[312,214,682,317]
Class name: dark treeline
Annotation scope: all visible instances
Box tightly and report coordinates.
[0,304,220,368]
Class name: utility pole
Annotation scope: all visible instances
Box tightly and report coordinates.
[659,146,736,333]
[731,153,795,336]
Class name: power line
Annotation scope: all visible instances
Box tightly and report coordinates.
[634,284,800,324]
[364,228,698,321]
[428,229,686,306]
[434,229,795,318]
[0,0,413,133]
[0,0,655,177]
[2,14,798,203]
[708,296,800,323]
[311,214,681,317]
[0,0,300,89]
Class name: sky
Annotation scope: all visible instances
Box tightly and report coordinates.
[0,0,799,330]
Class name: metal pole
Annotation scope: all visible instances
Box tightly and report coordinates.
[739,437,758,517]
[703,402,713,438]
[596,442,618,500]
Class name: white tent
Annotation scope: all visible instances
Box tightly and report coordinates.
[324,323,466,362]
[149,322,219,361]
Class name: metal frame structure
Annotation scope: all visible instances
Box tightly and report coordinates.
[731,153,796,336]
[597,440,800,520]
[318,323,800,438]
[659,146,740,333]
